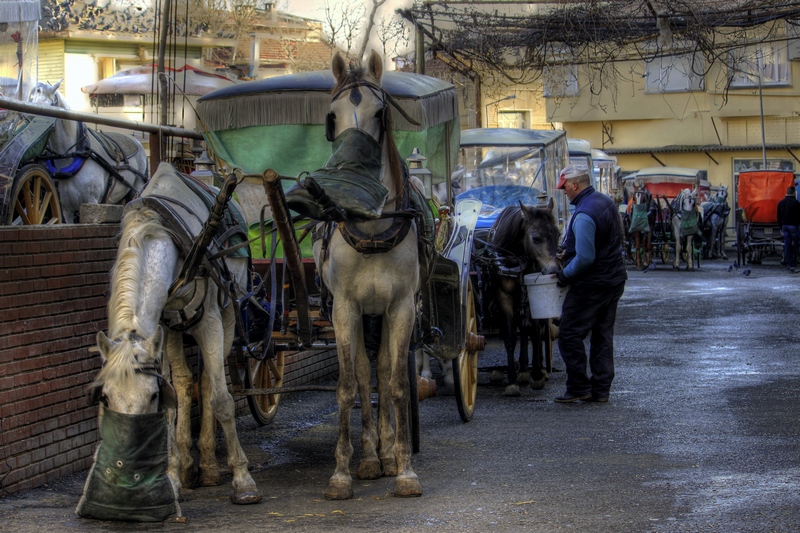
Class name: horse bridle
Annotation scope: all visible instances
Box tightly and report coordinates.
[325,79,420,143]
[89,331,177,410]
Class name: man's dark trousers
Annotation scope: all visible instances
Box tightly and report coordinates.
[558,281,626,397]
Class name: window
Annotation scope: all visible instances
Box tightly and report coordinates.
[645,53,705,93]
[543,64,579,97]
[730,43,790,87]
[498,111,529,129]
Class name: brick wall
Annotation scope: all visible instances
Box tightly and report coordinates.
[0,224,337,495]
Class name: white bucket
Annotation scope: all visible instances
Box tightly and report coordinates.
[523,273,569,319]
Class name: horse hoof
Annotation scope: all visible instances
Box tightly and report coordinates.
[324,480,353,500]
[504,384,521,397]
[517,372,530,386]
[530,378,546,391]
[198,467,222,487]
[381,457,398,477]
[230,490,263,505]
[394,475,422,498]
[179,466,198,489]
[489,370,505,385]
[357,458,383,480]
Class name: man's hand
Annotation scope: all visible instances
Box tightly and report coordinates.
[552,270,569,288]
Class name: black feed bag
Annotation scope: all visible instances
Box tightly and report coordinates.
[76,407,178,522]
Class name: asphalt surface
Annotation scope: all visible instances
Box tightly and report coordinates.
[2,256,800,532]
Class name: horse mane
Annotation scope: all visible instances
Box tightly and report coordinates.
[331,60,404,200]
[489,206,526,255]
[107,207,170,338]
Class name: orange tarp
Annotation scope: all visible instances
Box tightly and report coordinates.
[737,171,796,223]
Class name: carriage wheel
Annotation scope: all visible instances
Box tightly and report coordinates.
[453,280,479,423]
[244,345,285,425]
[407,348,420,454]
[6,164,62,225]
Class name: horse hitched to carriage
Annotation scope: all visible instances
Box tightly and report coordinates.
[735,168,796,266]
[622,167,712,271]
[453,127,568,396]
[78,51,486,519]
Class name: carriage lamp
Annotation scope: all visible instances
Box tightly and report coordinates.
[406,147,432,198]
[190,150,216,186]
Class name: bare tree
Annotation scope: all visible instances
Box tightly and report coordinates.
[374,13,411,60]
[398,0,800,103]
[321,0,366,59]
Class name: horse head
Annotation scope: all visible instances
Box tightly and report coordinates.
[716,185,729,204]
[675,188,697,213]
[328,51,403,201]
[490,200,559,274]
[28,79,68,108]
[90,327,175,414]
[519,199,560,273]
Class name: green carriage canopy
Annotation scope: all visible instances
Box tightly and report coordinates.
[196,70,460,187]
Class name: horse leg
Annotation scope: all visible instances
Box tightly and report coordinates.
[634,232,642,269]
[375,335,397,476]
[162,329,191,495]
[325,302,358,500]
[528,322,546,390]
[645,230,652,266]
[355,336,382,480]
[686,235,695,271]
[415,347,431,380]
[165,329,196,490]
[193,305,261,504]
[502,313,520,397]
[385,301,422,497]
[673,222,682,270]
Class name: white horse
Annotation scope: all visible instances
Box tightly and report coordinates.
[28,80,149,223]
[672,188,702,271]
[91,163,261,505]
[312,51,422,499]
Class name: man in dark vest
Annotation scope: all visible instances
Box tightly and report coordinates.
[777,185,800,271]
[553,165,627,403]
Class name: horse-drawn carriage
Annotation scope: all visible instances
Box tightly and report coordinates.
[0,112,63,224]
[0,83,151,226]
[734,169,796,266]
[455,127,568,395]
[77,53,488,519]
[622,167,710,270]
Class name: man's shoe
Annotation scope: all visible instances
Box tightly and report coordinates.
[554,391,592,403]
[590,395,609,403]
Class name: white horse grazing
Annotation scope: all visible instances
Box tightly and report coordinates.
[672,188,702,271]
[312,51,422,499]
[91,163,261,505]
[28,80,149,223]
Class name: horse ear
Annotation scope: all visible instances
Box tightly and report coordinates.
[366,50,383,81]
[53,79,63,92]
[96,330,115,363]
[547,196,555,211]
[332,53,346,81]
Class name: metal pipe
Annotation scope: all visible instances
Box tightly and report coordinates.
[0,96,202,139]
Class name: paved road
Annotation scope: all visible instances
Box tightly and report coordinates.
[2,258,800,532]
